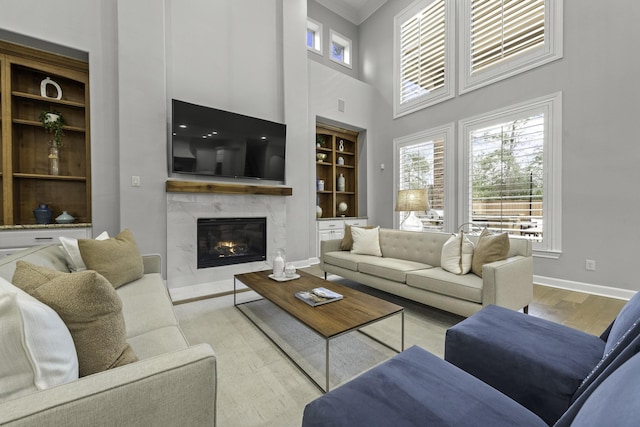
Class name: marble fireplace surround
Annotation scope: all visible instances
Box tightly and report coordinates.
[166,181,292,302]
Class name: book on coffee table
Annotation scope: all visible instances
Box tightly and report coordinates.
[295,287,343,307]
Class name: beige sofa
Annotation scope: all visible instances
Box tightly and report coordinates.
[320,228,533,317]
[0,244,217,426]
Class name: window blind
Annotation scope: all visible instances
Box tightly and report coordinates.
[471,0,545,74]
[469,114,544,236]
[398,139,445,224]
[399,0,446,104]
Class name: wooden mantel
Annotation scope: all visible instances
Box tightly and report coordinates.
[166,180,293,196]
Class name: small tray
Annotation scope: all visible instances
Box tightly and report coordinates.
[268,273,300,282]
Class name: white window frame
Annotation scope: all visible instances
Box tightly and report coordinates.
[459,0,564,94]
[393,123,456,230]
[329,29,352,69]
[393,0,455,118]
[459,92,562,255]
[307,18,323,55]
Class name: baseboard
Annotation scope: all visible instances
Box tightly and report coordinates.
[534,275,635,301]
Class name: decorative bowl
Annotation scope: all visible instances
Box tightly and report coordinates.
[316,153,327,162]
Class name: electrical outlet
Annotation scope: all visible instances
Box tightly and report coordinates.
[585,259,596,271]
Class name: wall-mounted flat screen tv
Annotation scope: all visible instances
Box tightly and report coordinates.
[171,99,286,181]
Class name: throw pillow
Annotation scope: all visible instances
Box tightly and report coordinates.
[351,226,383,257]
[340,224,375,251]
[11,261,138,377]
[77,228,144,288]
[471,228,510,278]
[441,232,474,275]
[0,277,78,403]
[59,231,109,272]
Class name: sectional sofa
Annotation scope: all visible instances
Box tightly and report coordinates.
[320,227,533,317]
[0,241,217,426]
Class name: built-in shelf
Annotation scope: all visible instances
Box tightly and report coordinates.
[165,180,293,196]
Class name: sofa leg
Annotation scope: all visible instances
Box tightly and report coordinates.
[523,305,529,314]
[324,272,327,280]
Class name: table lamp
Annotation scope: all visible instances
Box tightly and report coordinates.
[395,189,428,231]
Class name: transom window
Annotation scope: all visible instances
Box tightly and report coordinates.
[460,0,563,93]
[329,30,352,68]
[307,18,323,55]
[394,0,454,118]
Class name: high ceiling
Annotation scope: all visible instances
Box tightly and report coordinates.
[314,0,388,25]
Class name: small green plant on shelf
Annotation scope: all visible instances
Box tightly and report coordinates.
[39,110,65,147]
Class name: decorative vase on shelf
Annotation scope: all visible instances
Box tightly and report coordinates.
[55,211,75,224]
[33,204,53,224]
[48,145,60,175]
[337,173,345,192]
[316,205,323,218]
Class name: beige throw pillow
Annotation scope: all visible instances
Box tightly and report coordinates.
[78,228,144,288]
[471,228,510,277]
[340,224,375,251]
[350,226,383,257]
[12,261,138,377]
[441,232,474,275]
[59,231,109,272]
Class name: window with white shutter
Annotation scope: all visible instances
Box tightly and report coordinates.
[394,0,454,118]
[460,93,562,253]
[460,0,563,94]
[394,124,454,230]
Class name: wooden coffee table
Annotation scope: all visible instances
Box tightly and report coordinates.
[234,269,404,392]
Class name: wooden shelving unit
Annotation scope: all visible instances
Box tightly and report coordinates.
[0,41,91,226]
[315,124,358,218]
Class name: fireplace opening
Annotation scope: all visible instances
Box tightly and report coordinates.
[197,217,266,268]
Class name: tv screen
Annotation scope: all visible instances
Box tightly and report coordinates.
[171,99,286,181]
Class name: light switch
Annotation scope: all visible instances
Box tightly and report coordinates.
[131,176,141,187]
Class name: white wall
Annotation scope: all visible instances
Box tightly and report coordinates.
[359,0,640,294]
[0,0,120,238]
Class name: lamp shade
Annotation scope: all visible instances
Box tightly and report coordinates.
[395,189,429,212]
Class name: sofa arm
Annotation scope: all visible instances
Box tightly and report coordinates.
[0,344,217,427]
[319,239,343,268]
[482,255,533,311]
[142,253,162,274]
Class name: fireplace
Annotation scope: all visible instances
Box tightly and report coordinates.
[197,217,267,268]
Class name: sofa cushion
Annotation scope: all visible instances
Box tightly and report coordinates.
[302,345,548,427]
[12,261,138,377]
[78,228,144,288]
[471,229,510,277]
[323,251,377,272]
[127,326,189,360]
[445,305,605,425]
[117,273,181,339]
[406,267,483,303]
[350,226,382,257]
[340,224,375,251]
[358,258,432,283]
[441,232,474,275]
[0,277,78,403]
[59,231,109,272]
[604,291,640,355]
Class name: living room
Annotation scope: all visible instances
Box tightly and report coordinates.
[1,0,639,425]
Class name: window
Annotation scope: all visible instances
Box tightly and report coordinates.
[460,0,563,93]
[394,123,455,230]
[459,93,562,253]
[394,0,455,118]
[329,30,352,68]
[307,18,323,55]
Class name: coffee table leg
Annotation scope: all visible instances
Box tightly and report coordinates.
[326,339,330,392]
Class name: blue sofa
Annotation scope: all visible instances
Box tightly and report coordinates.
[302,293,640,427]
[445,292,640,425]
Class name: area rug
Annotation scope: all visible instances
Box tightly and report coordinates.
[237,297,400,390]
